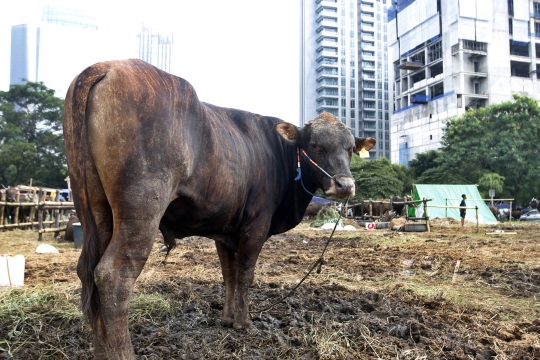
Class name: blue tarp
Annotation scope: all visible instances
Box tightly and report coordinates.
[311,196,335,204]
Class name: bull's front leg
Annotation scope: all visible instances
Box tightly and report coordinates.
[232,234,267,330]
[215,241,236,326]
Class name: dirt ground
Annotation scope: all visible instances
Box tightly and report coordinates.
[1,218,539,359]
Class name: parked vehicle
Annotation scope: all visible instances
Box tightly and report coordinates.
[519,210,540,222]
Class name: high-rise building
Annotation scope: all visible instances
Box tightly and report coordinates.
[10,4,103,97]
[137,25,173,73]
[301,0,390,159]
[388,0,539,166]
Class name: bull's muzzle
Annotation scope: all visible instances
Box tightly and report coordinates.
[325,176,355,199]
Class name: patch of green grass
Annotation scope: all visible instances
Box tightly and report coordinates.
[129,292,175,324]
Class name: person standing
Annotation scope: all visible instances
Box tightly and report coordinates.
[460,194,467,227]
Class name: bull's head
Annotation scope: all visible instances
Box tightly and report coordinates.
[275,112,376,199]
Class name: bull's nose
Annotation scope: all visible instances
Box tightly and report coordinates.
[334,176,355,194]
[325,176,355,198]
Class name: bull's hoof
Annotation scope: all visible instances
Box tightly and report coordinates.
[233,319,253,330]
[220,316,234,328]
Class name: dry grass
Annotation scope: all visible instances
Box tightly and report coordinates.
[0,221,539,359]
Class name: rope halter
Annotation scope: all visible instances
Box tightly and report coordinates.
[294,147,334,197]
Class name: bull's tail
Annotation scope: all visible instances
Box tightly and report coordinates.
[63,64,108,326]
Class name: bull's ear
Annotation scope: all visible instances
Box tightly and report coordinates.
[275,122,300,142]
[354,137,376,155]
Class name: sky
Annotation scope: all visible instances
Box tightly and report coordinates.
[0,0,301,124]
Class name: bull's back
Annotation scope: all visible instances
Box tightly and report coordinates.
[88,61,204,190]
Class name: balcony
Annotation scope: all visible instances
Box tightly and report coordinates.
[316,92,339,101]
[361,23,374,31]
[452,41,487,55]
[531,12,540,19]
[362,34,375,41]
[316,0,338,6]
[362,54,375,61]
[316,70,338,81]
[316,101,339,112]
[316,40,338,52]
[316,19,338,31]
[410,94,430,104]
[361,5,375,13]
[317,29,338,39]
[363,102,376,110]
[317,11,338,21]
[361,15,375,23]
[316,50,338,61]
[362,43,375,51]
[363,81,376,89]
[316,80,339,91]
[316,63,338,72]
[363,111,376,119]
[317,2,337,11]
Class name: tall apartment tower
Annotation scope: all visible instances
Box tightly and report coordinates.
[137,26,173,73]
[388,0,540,166]
[10,4,101,97]
[301,0,390,159]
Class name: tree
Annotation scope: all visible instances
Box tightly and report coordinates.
[478,173,505,202]
[391,163,415,195]
[409,150,441,178]
[440,94,540,205]
[415,167,468,185]
[0,81,66,188]
[350,156,404,199]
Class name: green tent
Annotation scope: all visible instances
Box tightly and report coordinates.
[409,184,498,224]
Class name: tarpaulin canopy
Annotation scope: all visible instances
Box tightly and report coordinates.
[409,184,498,224]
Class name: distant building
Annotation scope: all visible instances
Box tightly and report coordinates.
[301,0,390,159]
[10,4,102,97]
[388,0,540,166]
[137,25,173,73]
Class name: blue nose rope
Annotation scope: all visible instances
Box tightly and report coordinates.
[295,147,333,196]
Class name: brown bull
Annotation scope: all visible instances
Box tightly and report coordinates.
[63,59,375,359]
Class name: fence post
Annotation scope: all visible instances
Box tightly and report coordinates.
[445,199,448,218]
[14,189,20,226]
[30,187,37,230]
[475,206,479,233]
[38,189,44,241]
[0,192,5,226]
[54,189,60,236]
[509,201,513,222]
[423,197,430,232]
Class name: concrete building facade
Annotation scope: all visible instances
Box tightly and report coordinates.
[389,0,540,166]
[10,4,102,97]
[301,0,390,159]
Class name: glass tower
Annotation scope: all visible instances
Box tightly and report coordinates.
[301,0,390,159]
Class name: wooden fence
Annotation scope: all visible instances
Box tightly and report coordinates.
[0,186,75,241]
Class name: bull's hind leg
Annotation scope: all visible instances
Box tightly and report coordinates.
[92,215,161,359]
[215,241,236,326]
